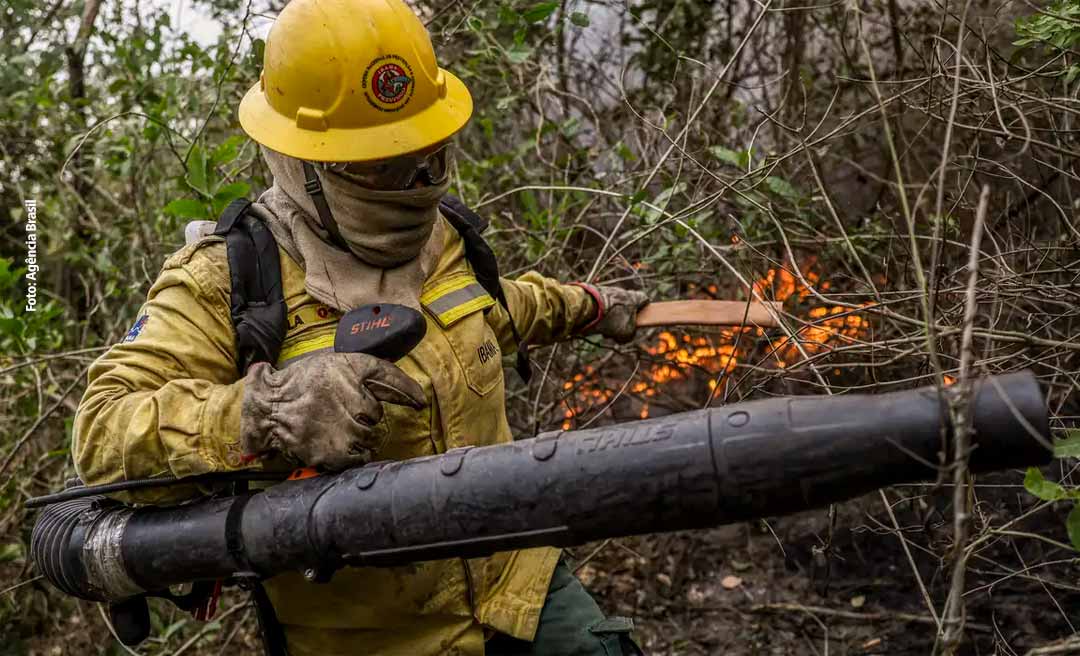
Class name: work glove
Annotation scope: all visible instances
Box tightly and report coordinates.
[240,352,427,471]
[573,283,651,344]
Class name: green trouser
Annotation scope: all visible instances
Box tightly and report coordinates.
[485,559,641,656]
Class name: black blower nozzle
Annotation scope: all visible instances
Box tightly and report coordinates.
[32,371,1051,608]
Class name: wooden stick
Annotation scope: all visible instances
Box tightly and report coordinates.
[636,300,781,328]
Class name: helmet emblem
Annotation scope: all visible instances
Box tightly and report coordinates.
[363,55,415,111]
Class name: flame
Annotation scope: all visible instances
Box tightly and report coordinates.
[559,262,871,427]
[770,304,871,364]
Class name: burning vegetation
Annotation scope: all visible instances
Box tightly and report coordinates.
[561,263,873,429]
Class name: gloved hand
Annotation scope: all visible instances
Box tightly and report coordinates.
[240,352,427,470]
[573,283,650,344]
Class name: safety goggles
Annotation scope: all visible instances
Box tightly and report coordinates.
[326,142,453,191]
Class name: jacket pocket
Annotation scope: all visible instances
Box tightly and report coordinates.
[441,308,504,397]
[423,272,502,397]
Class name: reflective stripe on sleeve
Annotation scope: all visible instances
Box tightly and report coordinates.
[421,274,495,328]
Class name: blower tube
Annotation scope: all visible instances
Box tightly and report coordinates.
[32,371,1051,605]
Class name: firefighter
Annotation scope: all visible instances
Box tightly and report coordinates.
[73,0,647,654]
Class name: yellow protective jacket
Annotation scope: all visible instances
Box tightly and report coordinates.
[73,213,596,656]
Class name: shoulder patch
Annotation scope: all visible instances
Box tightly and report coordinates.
[421,272,496,328]
[122,313,149,343]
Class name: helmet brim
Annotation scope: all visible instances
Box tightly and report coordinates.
[238,69,473,163]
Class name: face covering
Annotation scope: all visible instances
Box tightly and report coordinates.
[251,146,448,312]
[322,177,449,268]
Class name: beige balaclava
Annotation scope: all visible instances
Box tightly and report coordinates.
[251,146,448,312]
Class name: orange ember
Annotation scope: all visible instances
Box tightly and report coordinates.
[560,262,871,429]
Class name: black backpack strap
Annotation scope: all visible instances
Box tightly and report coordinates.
[225,492,290,656]
[439,195,531,383]
[300,162,351,253]
[440,193,489,232]
[212,203,289,654]
[213,199,287,375]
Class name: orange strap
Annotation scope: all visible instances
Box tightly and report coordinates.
[287,467,320,481]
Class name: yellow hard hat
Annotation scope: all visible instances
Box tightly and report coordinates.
[238,0,472,163]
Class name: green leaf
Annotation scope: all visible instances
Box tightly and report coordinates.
[710,145,753,169]
[641,183,686,223]
[185,146,210,197]
[519,189,539,214]
[1025,467,1066,501]
[506,42,533,64]
[559,116,581,138]
[210,135,245,166]
[0,543,23,563]
[163,199,208,220]
[162,619,189,640]
[710,146,742,167]
[251,38,265,63]
[765,176,799,200]
[570,11,590,27]
[522,2,559,23]
[493,5,515,25]
[495,95,517,111]
[478,117,495,141]
[1066,65,1080,85]
[0,257,14,288]
[1054,430,1080,458]
[212,182,252,215]
[614,141,636,162]
[0,317,20,338]
[1067,505,1080,551]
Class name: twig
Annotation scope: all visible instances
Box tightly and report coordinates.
[0,575,43,596]
[168,602,246,656]
[0,346,110,375]
[879,488,942,631]
[751,602,992,633]
[585,0,775,283]
[1025,636,1080,656]
[939,184,989,654]
[183,0,253,165]
[97,603,144,656]
[574,539,613,574]
[0,364,89,479]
